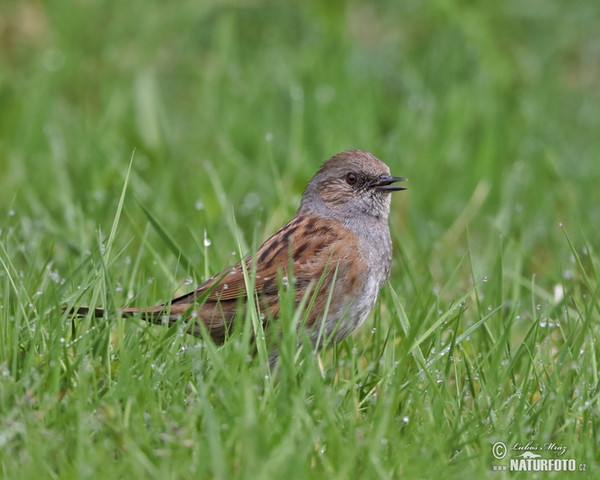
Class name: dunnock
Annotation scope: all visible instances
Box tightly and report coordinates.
[68,150,406,349]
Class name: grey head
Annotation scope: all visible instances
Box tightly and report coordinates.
[299,150,407,221]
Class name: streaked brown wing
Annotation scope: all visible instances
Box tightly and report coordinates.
[167,213,366,340]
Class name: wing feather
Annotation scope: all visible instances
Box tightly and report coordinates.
[166,214,367,341]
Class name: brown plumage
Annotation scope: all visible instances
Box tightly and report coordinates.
[66,150,407,349]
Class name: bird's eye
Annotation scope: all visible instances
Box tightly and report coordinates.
[345,172,357,185]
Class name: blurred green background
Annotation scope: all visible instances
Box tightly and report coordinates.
[1,0,599,478]
[2,0,598,278]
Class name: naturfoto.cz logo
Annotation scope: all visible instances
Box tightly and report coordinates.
[491,441,587,472]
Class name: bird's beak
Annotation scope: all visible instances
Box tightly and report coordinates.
[370,175,408,191]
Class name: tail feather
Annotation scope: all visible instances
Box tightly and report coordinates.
[62,305,165,320]
[62,303,229,343]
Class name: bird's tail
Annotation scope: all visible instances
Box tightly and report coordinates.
[62,302,224,341]
[62,305,167,321]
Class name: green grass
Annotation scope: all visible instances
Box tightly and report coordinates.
[1,0,599,478]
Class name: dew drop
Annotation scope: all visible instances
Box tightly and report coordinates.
[203,230,211,247]
[553,284,564,303]
[47,269,61,283]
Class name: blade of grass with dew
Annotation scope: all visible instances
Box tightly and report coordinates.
[135,196,195,276]
[103,151,135,264]
[124,208,181,289]
[409,287,477,356]
[426,304,503,369]
[389,285,426,368]
[561,224,600,315]
[204,161,249,255]
[0,238,33,323]
[231,208,269,371]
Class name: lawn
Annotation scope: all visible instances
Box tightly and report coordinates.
[1,1,599,478]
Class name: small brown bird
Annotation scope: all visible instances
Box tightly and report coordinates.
[68,150,406,349]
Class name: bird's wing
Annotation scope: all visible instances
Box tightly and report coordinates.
[169,213,365,320]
